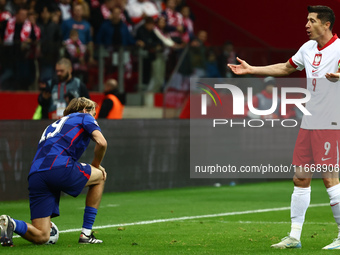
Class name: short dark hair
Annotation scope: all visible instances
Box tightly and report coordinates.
[14,4,29,14]
[308,5,335,30]
[144,17,155,24]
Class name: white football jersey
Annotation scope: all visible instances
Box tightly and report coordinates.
[290,35,340,129]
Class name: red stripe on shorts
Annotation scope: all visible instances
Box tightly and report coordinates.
[77,165,90,180]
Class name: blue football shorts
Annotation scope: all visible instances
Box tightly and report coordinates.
[28,162,91,220]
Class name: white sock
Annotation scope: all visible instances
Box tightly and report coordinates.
[327,184,340,238]
[290,186,311,240]
[81,228,92,236]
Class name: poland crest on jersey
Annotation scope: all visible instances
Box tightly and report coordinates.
[313,54,322,66]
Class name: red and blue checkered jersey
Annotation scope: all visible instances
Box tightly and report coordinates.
[29,113,101,176]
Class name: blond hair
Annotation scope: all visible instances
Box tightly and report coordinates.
[63,97,97,116]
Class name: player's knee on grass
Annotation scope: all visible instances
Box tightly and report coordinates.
[30,219,52,244]
[33,232,50,244]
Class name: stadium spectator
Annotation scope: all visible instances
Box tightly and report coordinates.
[151,16,176,91]
[174,0,187,13]
[27,10,41,41]
[64,29,87,71]
[228,5,340,250]
[36,78,50,119]
[97,79,125,119]
[189,30,208,78]
[217,40,238,78]
[90,0,116,40]
[61,3,94,64]
[0,97,107,246]
[34,0,58,14]
[85,0,101,9]
[58,0,72,21]
[51,7,62,25]
[161,0,184,44]
[0,0,11,23]
[125,0,159,27]
[154,16,175,47]
[3,0,18,15]
[0,5,39,90]
[116,0,134,29]
[38,58,90,119]
[205,50,222,78]
[96,6,136,49]
[135,16,163,88]
[246,76,280,119]
[37,5,62,81]
[61,3,91,43]
[73,0,90,21]
[26,9,41,89]
[180,5,193,43]
[28,0,37,12]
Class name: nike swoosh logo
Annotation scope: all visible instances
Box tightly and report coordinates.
[312,70,317,73]
[331,202,340,207]
[321,157,332,161]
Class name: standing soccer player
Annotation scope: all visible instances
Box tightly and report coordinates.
[0,97,107,246]
[228,5,340,250]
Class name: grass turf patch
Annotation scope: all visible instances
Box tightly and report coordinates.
[0,179,336,254]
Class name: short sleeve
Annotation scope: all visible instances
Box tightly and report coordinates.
[82,114,101,134]
[290,45,306,71]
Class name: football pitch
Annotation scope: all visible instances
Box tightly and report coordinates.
[0,179,337,254]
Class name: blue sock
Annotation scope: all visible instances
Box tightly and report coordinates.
[82,206,98,230]
[13,219,28,236]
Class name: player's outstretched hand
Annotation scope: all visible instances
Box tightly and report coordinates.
[227,57,252,75]
[325,72,340,83]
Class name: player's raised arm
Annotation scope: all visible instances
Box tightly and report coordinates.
[228,57,296,77]
[91,130,107,169]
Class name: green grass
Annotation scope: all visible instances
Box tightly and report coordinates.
[0,179,337,254]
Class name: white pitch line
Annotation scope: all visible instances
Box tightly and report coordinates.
[13,202,330,238]
[59,203,329,234]
[77,204,120,210]
[219,221,336,225]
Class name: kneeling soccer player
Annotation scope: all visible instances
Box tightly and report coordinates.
[0,97,107,246]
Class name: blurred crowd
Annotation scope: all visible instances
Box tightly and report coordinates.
[0,0,239,92]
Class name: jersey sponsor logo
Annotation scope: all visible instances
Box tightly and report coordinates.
[311,69,318,77]
[312,54,322,66]
[72,24,85,30]
[321,157,332,161]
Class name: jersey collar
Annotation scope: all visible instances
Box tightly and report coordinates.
[317,34,338,51]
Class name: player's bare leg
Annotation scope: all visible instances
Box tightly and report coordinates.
[23,217,51,244]
[79,165,107,244]
[85,165,107,209]
[271,166,312,249]
[0,215,51,246]
[322,170,340,249]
